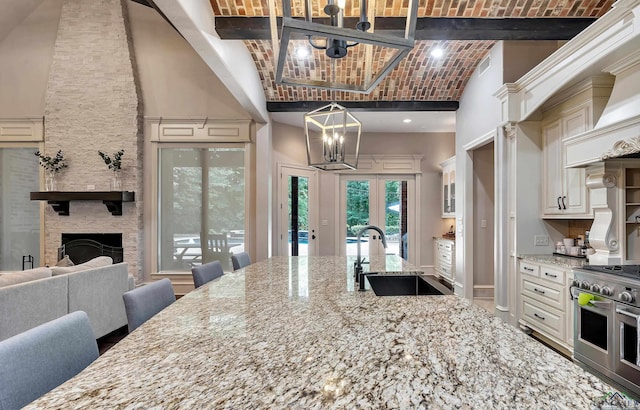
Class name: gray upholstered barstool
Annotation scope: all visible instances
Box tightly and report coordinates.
[191,260,224,289]
[122,278,175,332]
[231,252,251,270]
[0,311,99,410]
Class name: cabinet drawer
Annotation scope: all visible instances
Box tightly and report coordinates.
[521,277,564,311]
[539,266,565,285]
[439,251,453,265]
[439,263,453,279]
[522,298,564,341]
[519,261,539,277]
[437,240,454,252]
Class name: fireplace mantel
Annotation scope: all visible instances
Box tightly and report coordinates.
[30,191,135,216]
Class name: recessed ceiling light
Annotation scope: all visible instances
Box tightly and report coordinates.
[431,48,444,58]
[403,118,412,123]
[296,47,309,59]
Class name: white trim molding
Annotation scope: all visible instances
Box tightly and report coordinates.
[0,117,44,142]
[336,154,423,175]
[147,117,252,143]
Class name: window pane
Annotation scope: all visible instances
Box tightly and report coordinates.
[0,148,40,270]
[158,147,244,272]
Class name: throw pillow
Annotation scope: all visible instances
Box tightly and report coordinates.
[51,255,113,276]
[0,267,52,288]
[55,255,75,267]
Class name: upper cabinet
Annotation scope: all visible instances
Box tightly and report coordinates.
[441,156,455,218]
[541,106,588,217]
[540,77,613,219]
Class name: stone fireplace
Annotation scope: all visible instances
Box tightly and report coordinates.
[41,0,143,281]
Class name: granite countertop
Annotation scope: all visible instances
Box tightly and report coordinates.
[519,254,589,269]
[27,256,616,409]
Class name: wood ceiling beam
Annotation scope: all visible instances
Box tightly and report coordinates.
[266,101,459,112]
[214,17,596,40]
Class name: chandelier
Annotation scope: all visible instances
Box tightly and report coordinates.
[304,102,361,170]
[275,0,418,93]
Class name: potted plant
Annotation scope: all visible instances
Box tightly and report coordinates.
[34,149,67,191]
[98,149,125,190]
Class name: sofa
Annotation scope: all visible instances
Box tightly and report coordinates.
[0,259,134,342]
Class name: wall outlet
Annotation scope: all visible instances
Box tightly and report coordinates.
[87,184,95,190]
[534,235,549,246]
[321,219,328,226]
[480,219,487,228]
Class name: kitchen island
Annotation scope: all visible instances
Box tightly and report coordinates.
[27,256,617,409]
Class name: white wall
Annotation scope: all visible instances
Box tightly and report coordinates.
[455,40,561,298]
[127,2,251,118]
[0,0,61,117]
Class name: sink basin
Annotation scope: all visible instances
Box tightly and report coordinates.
[365,274,452,296]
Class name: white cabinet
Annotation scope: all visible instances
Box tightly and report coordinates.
[541,106,588,217]
[441,156,455,218]
[434,238,455,284]
[518,259,573,352]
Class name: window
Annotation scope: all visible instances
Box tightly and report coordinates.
[157,147,245,272]
[0,147,41,270]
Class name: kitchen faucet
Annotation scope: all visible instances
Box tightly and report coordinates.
[354,225,388,291]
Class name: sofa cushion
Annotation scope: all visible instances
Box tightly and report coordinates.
[0,267,52,288]
[51,256,113,276]
[0,274,68,341]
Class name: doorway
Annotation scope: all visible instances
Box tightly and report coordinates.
[472,141,495,308]
[279,165,319,256]
[338,175,415,262]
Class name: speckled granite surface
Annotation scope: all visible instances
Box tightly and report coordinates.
[519,254,589,269]
[27,256,616,409]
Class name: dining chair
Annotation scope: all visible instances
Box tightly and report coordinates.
[191,260,224,289]
[231,251,252,270]
[122,278,175,333]
[0,311,99,410]
[201,232,231,270]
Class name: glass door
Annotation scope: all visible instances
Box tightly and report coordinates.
[280,165,318,256]
[340,176,415,262]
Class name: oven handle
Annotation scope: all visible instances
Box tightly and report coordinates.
[589,300,613,309]
[571,287,612,309]
[616,308,640,320]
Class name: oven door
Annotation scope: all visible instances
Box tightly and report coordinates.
[572,287,614,373]
[614,303,640,393]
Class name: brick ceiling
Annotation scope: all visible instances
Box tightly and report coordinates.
[210,0,616,104]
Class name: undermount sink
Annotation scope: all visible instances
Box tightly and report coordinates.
[365,274,452,296]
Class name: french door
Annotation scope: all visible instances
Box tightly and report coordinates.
[279,165,318,256]
[338,175,415,262]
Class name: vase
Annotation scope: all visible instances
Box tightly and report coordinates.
[45,171,57,191]
[111,170,122,191]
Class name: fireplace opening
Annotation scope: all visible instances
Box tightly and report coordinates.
[59,233,123,264]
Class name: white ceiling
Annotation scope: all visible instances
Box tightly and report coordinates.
[271,111,456,134]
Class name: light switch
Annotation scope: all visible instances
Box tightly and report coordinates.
[87,184,95,190]
[481,219,487,228]
[321,219,329,226]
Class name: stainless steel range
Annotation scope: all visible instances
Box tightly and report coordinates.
[572,264,640,397]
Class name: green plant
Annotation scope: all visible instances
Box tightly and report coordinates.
[98,149,125,171]
[34,150,67,173]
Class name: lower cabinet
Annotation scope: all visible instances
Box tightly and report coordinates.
[434,238,455,284]
[518,259,574,352]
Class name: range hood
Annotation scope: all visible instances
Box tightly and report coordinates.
[565,49,640,167]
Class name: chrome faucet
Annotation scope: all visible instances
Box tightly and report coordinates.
[354,225,387,291]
